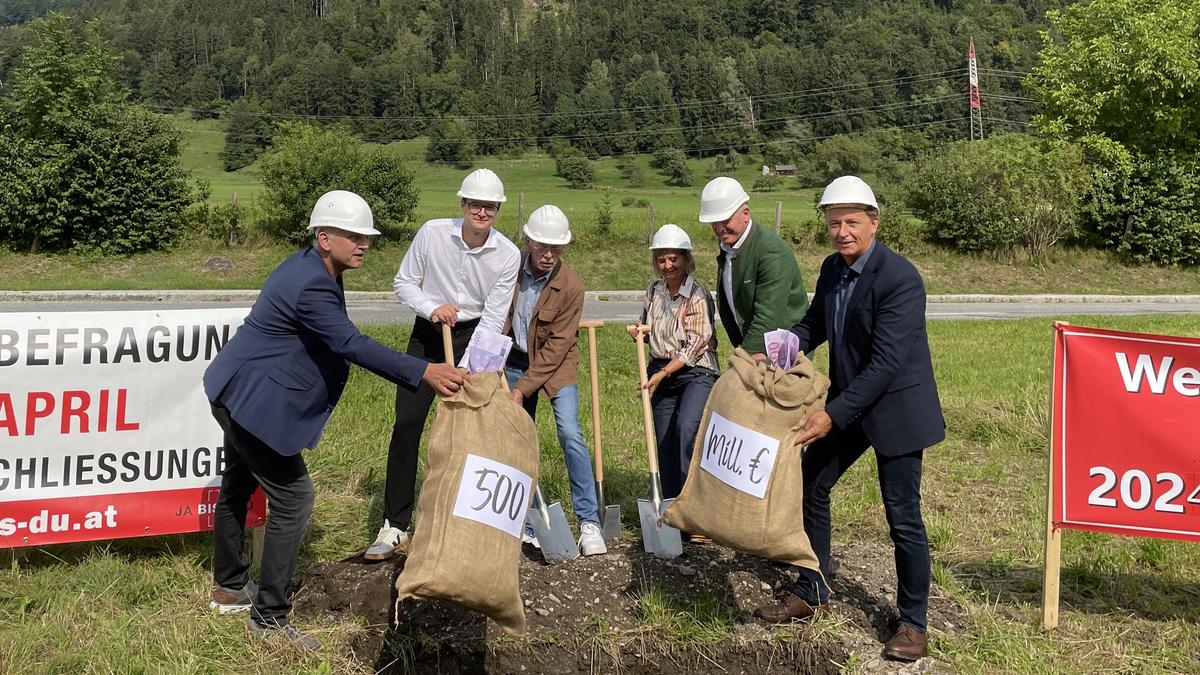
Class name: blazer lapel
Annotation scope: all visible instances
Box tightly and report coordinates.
[842,243,886,324]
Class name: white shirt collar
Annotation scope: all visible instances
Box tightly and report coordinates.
[452,218,497,251]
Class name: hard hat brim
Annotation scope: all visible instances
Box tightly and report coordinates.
[698,199,749,223]
[307,222,382,236]
[522,225,571,246]
[457,189,508,203]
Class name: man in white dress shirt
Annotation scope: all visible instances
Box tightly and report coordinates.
[365,168,521,560]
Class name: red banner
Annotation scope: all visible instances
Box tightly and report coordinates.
[1051,324,1200,542]
[0,488,265,547]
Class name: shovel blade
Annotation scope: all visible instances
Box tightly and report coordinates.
[600,504,622,541]
[637,497,682,559]
[526,501,580,564]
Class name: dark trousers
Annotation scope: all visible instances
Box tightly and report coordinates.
[792,424,930,631]
[210,402,315,627]
[384,316,476,528]
[647,359,717,499]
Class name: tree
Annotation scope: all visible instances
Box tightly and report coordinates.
[260,122,420,244]
[220,97,274,171]
[425,117,477,168]
[655,147,694,187]
[0,14,191,254]
[1028,0,1200,157]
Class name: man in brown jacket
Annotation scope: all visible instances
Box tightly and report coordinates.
[502,205,606,556]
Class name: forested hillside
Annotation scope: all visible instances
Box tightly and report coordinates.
[0,0,1058,162]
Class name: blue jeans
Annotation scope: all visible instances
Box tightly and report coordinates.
[647,359,717,499]
[505,364,600,526]
[792,424,930,632]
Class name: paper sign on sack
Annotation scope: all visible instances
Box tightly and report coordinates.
[451,453,533,538]
[699,411,780,499]
[466,330,513,374]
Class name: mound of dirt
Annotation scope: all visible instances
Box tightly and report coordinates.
[294,538,964,674]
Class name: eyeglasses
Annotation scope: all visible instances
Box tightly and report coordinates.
[465,202,500,217]
[529,241,565,256]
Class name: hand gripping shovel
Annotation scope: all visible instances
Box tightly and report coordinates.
[632,324,683,559]
[579,319,621,541]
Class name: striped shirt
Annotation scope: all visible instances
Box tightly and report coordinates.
[639,275,720,373]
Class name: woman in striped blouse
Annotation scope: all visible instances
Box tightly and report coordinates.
[628,224,720,507]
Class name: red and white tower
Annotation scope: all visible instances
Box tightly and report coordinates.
[969,38,984,140]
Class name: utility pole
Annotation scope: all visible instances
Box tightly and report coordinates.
[969,38,984,141]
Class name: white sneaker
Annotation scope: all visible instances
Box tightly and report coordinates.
[579,521,607,556]
[522,531,541,549]
[364,520,409,561]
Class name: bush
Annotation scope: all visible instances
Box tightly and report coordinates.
[635,198,650,208]
[260,122,420,244]
[556,154,595,189]
[708,153,738,178]
[905,134,1089,260]
[620,196,635,207]
[1086,152,1200,265]
[752,174,781,192]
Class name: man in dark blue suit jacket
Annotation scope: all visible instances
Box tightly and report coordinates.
[202,191,464,649]
[752,177,944,663]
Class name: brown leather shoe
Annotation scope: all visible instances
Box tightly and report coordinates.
[882,623,928,661]
[752,592,826,623]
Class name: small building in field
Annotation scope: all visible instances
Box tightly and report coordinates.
[774,164,796,177]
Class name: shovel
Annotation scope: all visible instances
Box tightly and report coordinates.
[632,324,683,559]
[525,483,581,563]
[480,325,578,564]
[580,319,621,541]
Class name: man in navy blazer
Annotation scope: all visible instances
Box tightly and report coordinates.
[752,177,944,663]
[203,190,464,650]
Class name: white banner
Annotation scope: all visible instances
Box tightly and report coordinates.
[699,411,780,499]
[0,308,254,547]
[452,453,533,538]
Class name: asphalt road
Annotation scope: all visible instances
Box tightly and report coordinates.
[3,298,1199,325]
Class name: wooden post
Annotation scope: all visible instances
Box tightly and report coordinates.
[1041,321,1066,631]
[648,203,655,244]
[230,192,239,245]
[774,200,782,236]
[517,192,525,240]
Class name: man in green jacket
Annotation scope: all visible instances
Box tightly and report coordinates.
[699,176,808,355]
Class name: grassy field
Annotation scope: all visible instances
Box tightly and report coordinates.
[6,113,1200,295]
[3,315,1199,673]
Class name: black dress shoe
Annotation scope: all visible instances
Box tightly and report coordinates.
[752,592,827,623]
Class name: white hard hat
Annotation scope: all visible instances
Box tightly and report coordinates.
[523,204,572,245]
[457,168,507,203]
[649,223,693,251]
[698,176,750,223]
[307,190,380,236]
[818,175,879,211]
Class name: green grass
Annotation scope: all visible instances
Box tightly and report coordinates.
[4,316,1200,672]
[9,113,1200,295]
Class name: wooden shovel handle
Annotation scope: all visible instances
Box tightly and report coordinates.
[583,324,605,480]
[631,324,659,473]
[440,322,454,367]
[579,319,605,329]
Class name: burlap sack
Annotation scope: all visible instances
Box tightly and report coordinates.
[662,348,830,569]
[394,371,539,636]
